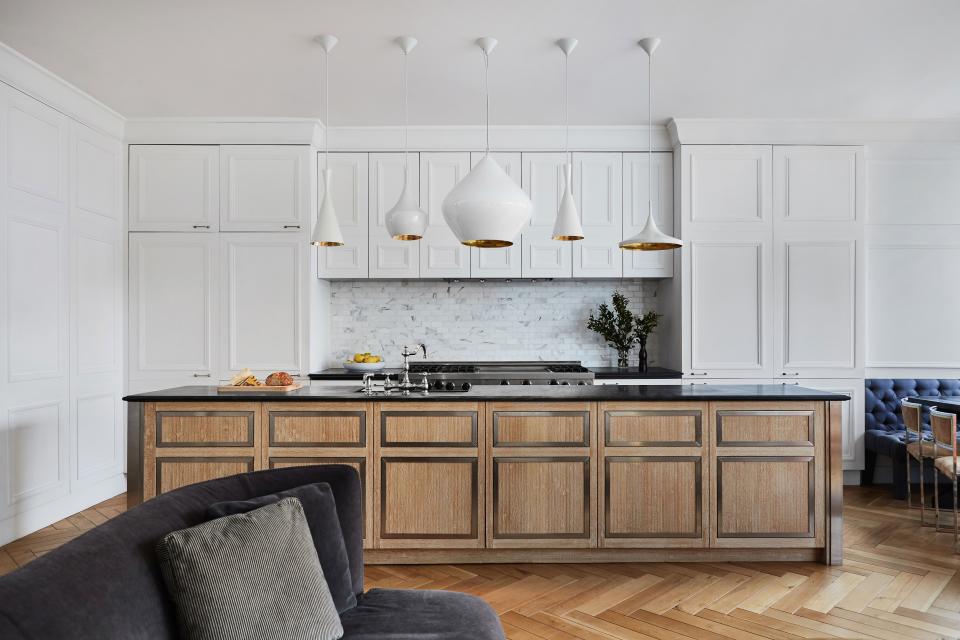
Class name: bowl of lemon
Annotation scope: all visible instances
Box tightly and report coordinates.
[343,353,386,372]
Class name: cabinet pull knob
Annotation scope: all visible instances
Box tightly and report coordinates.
[192,225,211,229]
[283,225,301,229]
[780,372,800,376]
[192,373,211,378]
[688,372,707,376]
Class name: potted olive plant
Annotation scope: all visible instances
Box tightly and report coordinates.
[587,292,660,369]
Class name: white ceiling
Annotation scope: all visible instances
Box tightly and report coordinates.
[1,0,958,125]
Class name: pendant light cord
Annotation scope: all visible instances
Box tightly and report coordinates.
[403,50,409,175]
[647,47,653,215]
[483,50,490,155]
[324,49,330,171]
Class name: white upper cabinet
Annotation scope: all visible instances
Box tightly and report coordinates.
[572,152,622,278]
[420,152,471,278]
[129,145,219,231]
[221,234,304,377]
[681,145,772,230]
[470,152,522,278]
[521,152,572,278]
[369,152,420,278]
[4,87,69,213]
[128,233,218,383]
[774,230,863,378]
[317,153,369,279]
[623,152,674,278]
[773,146,863,225]
[683,231,773,378]
[219,145,310,232]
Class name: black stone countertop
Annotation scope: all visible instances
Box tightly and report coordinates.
[124,384,849,403]
[309,366,683,381]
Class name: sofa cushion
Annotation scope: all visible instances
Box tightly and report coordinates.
[207,482,356,613]
[340,589,504,640]
[865,379,960,434]
[157,498,343,640]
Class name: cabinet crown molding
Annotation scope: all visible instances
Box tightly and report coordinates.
[669,118,960,146]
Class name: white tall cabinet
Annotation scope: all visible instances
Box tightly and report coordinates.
[572,152,623,278]
[369,152,420,278]
[317,153,368,278]
[0,82,125,546]
[420,152,471,278]
[521,152,572,278]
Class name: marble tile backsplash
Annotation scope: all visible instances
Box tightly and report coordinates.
[327,279,661,368]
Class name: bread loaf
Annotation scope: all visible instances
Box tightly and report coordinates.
[265,371,294,386]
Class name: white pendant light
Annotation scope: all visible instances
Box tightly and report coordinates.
[311,34,344,247]
[385,36,428,241]
[619,37,682,251]
[442,37,532,248]
[552,37,583,242]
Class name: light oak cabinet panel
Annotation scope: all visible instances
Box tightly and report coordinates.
[317,153,369,279]
[572,152,622,278]
[129,145,219,231]
[420,153,471,278]
[521,153,572,278]
[623,152,674,278]
[470,153,522,278]
[155,410,255,447]
[219,145,310,232]
[773,146,863,224]
[156,458,254,494]
[715,457,814,538]
[369,153,420,278]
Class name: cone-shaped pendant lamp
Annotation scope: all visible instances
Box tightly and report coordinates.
[385,36,428,241]
[552,38,583,241]
[619,37,681,251]
[443,37,532,248]
[311,34,344,247]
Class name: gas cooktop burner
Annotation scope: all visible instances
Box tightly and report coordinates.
[409,364,480,374]
[546,364,591,373]
[401,361,595,386]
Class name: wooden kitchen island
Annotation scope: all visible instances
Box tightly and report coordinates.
[124,384,848,564]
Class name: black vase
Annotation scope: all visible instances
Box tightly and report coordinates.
[638,338,648,373]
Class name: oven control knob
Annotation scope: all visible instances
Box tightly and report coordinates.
[445,381,456,391]
[549,379,559,385]
[577,381,588,385]
[522,379,532,385]
[461,382,472,391]
[500,380,510,385]
[433,380,445,390]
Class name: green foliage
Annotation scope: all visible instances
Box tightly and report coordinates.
[633,310,661,344]
[587,291,660,355]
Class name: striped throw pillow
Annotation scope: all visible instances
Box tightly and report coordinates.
[157,497,343,640]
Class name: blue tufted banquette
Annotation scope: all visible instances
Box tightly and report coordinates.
[863,379,960,495]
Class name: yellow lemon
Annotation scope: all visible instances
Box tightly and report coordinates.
[353,353,365,363]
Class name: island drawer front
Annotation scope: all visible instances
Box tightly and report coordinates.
[602,406,704,447]
[491,403,592,447]
[379,409,479,447]
[155,407,257,447]
[268,410,366,447]
[156,457,255,494]
[715,404,819,447]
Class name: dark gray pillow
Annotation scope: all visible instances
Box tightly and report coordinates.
[157,497,343,640]
[207,482,356,613]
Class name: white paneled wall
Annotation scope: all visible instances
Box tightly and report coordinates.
[0,81,125,546]
[326,279,659,368]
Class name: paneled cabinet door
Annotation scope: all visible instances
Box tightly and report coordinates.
[317,153,369,279]
[487,403,596,548]
[375,403,483,548]
[599,402,708,548]
[220,234,304,379]
[623,152,674,278]
[573,152,623,278]
[470,153,522,278]
[792,380,864,471]
[683,231,773,378]
[774,230,862,377]
[521,153,573,278]
[219,145,310,232]
[129,233,218,384]
[420,153,471,278]
[709,402,824,548]
[681,145,772,229]
[369,153,420,278]
[129,145,219,231]
[773,146,863,225]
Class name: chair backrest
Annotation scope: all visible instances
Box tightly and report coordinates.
[930,408,957,454]
[901,400,922,436]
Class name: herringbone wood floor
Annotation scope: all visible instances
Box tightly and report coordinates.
[3,487,960,638]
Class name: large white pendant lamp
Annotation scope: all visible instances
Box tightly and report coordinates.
[552,38,584,242]
[311,34,344,247]
[442,37,532,248]
[619,37,682,251]
[385,36,428,241]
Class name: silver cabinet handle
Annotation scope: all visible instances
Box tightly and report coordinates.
[687,372,708,376]
[780,372,800,376]
[192,225,211,229]
[282,225,301,229]
[192,373,211,378]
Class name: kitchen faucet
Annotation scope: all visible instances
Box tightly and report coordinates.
[385,343,428,395]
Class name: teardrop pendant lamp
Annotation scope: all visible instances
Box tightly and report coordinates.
[619,37,682,251]
[311,34,344,247]
[385,36,428,241]
[552,37,584,242]
[442,37,532,248]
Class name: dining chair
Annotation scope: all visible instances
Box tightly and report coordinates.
[931,408,959,550]
[902,399,946,526]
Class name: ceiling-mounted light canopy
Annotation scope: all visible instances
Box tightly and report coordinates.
[442,37,532,248]
[620,37,681,251]
[311,34,344,247]
[385,36,428,241]
[552,37,583,242]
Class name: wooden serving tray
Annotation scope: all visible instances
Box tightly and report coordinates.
[217,383,303,393]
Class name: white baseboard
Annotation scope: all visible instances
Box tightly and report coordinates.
[0,473,127,548]
[843,470,862,485]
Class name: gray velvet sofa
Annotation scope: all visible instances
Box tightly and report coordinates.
[0,465,504,640]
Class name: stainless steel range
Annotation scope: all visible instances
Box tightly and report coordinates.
[408,361,595,390]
